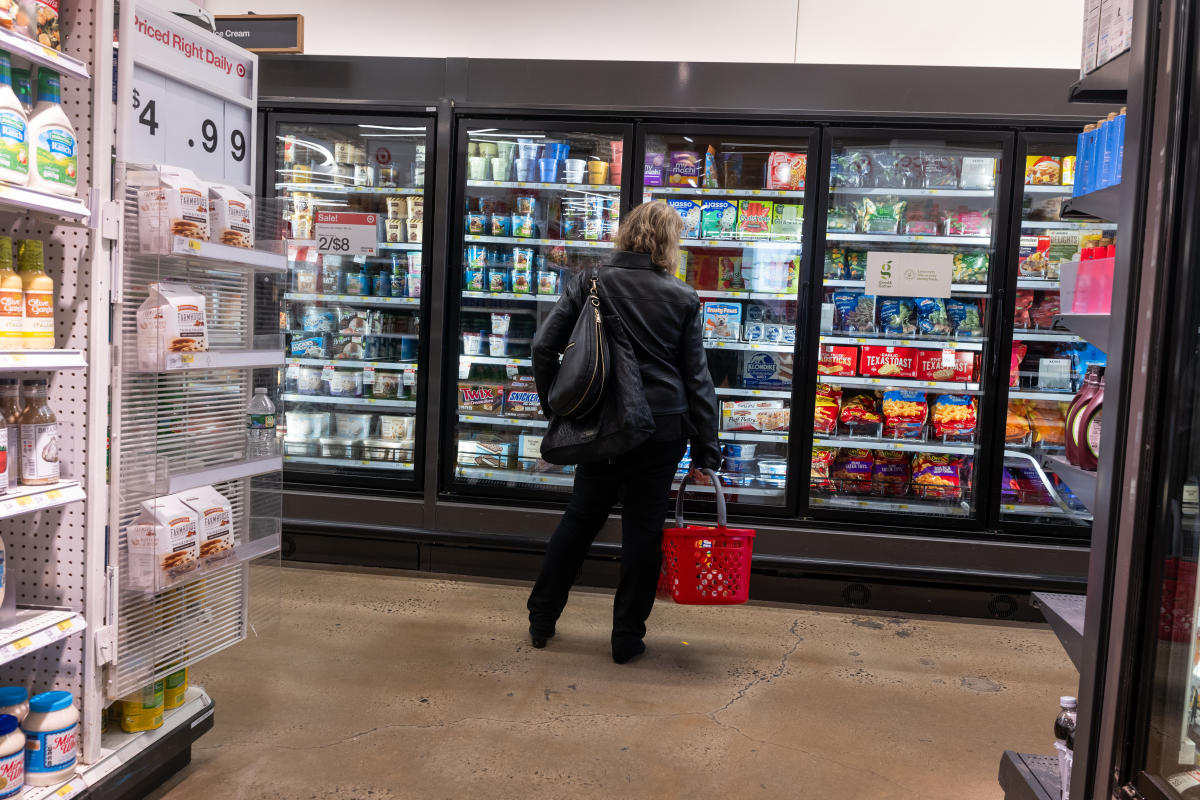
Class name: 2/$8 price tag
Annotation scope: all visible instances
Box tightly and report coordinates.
[314,212,378,257]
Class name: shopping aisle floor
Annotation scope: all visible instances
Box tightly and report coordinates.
[149,565,1073,800]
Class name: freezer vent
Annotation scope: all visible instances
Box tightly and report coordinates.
[842,582,872,607]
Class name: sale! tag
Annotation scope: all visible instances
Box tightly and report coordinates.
[314,212,378,257]
[403,366,417,386]
[942,348,956,368]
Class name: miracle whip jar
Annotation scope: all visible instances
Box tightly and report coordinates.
[22,691,77,786]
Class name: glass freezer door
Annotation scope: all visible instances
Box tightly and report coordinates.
[809,132,1006,521]
[447,121,630,497]
[999,138,1111,529]
[271,115,432,490]
[639,127,813,509]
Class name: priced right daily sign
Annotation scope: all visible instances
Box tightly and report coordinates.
[865,251,953,298]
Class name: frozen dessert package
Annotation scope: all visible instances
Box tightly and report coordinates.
[668,151,700,187]
[643,151,666,186]
[700,200,737,238]
[702,301,742,340]
[666,198,701,239]
[736,200,772,238]
[771,204,803,238]
[765,152,806,190]
[959,156,997,190]
[702,146,719,188]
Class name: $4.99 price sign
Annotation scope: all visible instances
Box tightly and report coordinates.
[315,212,379,257]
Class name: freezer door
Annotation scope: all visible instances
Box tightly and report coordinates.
[270,113,433,492]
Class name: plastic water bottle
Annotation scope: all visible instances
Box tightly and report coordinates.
[246,388,276,458]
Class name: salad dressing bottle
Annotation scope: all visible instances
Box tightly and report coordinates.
[17,239,52,349]
[27,68,76,196]
[0,235,21,350]
[0,50,28,187]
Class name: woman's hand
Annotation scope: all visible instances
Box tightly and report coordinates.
[688,467,708,483]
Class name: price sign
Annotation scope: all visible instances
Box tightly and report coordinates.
[119,2,257,189]
[314,212,378,257]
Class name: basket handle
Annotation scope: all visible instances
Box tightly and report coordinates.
[674,468,727,529]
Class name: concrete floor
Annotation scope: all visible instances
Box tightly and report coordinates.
[149,565,1075,800]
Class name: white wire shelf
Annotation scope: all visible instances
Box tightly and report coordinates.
[167,236,288,272]
[458,466,574,487]
[461,291,560,303]
[812,437,975,455]
[286,455,414,471]
[1016,278,1062,289]
[288,357,417,370]
[1020,220,1117,231]
[278,183,423,195]
[282,393,416,410]
[719,431,789,443]
[0,480,84,519]
[681,238,802,250]
[647,186,805,199]
[0,609,86,667]
[811,494,971,515]
[464,234,613,249]
[167,456,283,495]
[0,349,86,370]
[817,375,981,393]
[714,387,792,399]
[829,186,995,198]
[149,349,284,372]
[283,292,421,307]
[820,335,984,351]
[696,290,798,301]
[704,340,793,353]
[459,355,531,367]
[467,180,620,193]
[822,279,989,295]
[1011,330,1084,343]
[1007,390,1075,402]
[825,232,992,246]
[1023,184,1075,195]
[458,414,548,428]
[0,180,89,222]
[0,28,90,80]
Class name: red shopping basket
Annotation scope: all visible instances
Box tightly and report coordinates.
[658,468,755,605]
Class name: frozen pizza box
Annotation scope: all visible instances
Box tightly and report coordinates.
[818,345,858,376]
[859,346,918,378]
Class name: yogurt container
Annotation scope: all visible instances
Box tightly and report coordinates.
[757,459,788,480]
[723,455,756,473]
[723,442,757,458]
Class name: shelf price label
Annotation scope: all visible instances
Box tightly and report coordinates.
[314,212,378,257]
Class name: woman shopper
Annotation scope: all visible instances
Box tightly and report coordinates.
[526,201,721,664]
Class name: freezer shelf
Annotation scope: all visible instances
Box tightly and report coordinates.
[1016,279,1061,289]
[813,437,974,455]
[1020,220,1117,231]
[1003,503,1092,520]
[1007,390,1074,401]
[681,238,802,250]
[820,335,983,351]
[818,375,981,392]
[825,232,992,246]
[282,393,416,410]
[467,180,620,193]
[811,495,971,516]
[1012,330,1084,343]
[705,340,793,353]
[284,292,421,307]
[464,234,614,249]
[460,355,531,367]
[459,414,548,429]
[719,431,788,443]
[715,387,792,399]
[823,279,989,295]
[646,186,805,199]
[458,466,574,487]
[278,183,423,195]
[829,186,995,198]
[462,291,559,303]
[286,456,414,471]
[697,290,798,301]
[289,357,417,369]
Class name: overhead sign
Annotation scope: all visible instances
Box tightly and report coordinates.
[118,0,258,189]
[865,251,953,298]
[214,15,304,53]
[314,212,378,257]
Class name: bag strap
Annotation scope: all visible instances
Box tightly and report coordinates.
[674,468,726,529]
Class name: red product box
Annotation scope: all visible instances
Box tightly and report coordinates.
[818,345,857,376]
[915,350,976,382]
[859,346,917,378]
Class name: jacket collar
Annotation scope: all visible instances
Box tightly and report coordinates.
[606,250,656,270]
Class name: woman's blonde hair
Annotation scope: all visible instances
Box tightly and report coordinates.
[614,201,683,272]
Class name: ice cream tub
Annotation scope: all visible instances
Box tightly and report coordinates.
[335,412,374,439]
[318,436,359,460]
[757,459,788,480]
[723,442,757,458]
[723,456,756,473]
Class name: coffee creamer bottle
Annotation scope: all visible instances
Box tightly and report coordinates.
[0,236,21,350]
[0,51,28,187]
[27,68,76,196]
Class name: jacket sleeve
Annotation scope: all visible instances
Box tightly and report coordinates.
[680,296,721,470]
[532,272,583,417]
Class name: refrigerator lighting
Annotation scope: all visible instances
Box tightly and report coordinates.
[276,135,334,166]
[356,124,428,131]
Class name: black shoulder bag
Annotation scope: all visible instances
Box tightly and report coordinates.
[540,270,655,465]
[546,269,608,419]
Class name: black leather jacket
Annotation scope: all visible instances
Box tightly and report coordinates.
[532,250,721,470]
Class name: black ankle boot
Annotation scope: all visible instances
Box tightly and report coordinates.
[612,639,646,664]
[530,625,555,649]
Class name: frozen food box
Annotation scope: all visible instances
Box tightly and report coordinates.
[765,152,806,190]
[643,152,666,186]
[716,257,746,292]
[668,151,701,187]
[457,383,504,416]
[722,402,790,433]
[915,350,976,383]
[818,345,858,376]
[702,301,742,340]
[517,434,544,470]
[771,204,803,238]
[127,495,199,592]
[504,378,543,419]
[736,200,773,238]
[1025,155,1063,185]
[743,352,793,387]
[457,439,513,469]
[859,346,918,378]
[959,156,997,190]
[176,485,235,564]
[700,200,737,239]
[666,198,701,239]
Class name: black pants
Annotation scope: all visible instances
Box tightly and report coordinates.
[527,437,687,648]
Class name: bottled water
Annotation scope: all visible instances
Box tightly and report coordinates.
[246,388,276,458]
